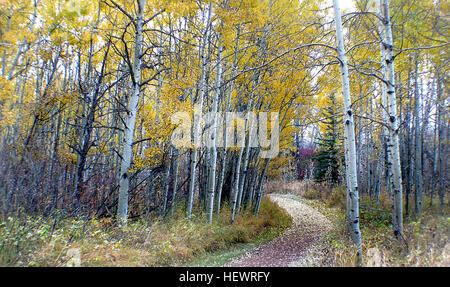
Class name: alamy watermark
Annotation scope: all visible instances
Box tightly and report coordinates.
[170,109,280,159]
[65,0,82,15]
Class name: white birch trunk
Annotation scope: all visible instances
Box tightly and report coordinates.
[380,0,403,237]
[235,20,269,216]
[413,54,423,218]
[253,158,270,216]
[378,8,395,226]
[187,3,212,219]
[216,26,240,215]
[333,0,362,265]
[230,118,246,223]
[117,0,146,224]
[237,92,256,213]
[206,42,223,223]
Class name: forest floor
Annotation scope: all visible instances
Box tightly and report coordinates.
[224,194,333,267]
[2,181,447,266]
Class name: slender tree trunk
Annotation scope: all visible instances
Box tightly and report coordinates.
[436,72,445,214]
[170,148,180,217]
[404,84,412,217]
[237,97,256,214]
[233,20,270,220]
[378,11,394,220]
[253,158,270,216]
[206,42,223,223]
[380,0,403,238]
[145,171,154,221]
[1,9,11,77]
[117,0,146,224]
[187,3,212,219]
[50,104,63,213]
[431,76,439,207]
[216,26,240,216]
[413,53,423,218]
[333,0,362,265]
[230,121,246,223]
[162,145,173,217]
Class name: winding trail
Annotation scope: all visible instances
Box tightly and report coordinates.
[225,194,333,267]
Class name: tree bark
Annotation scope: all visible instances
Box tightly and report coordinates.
[206,41,223,223]
[333,0,362,265]
[216,26,240,216]
[380,0,404,237]
[187,2,212,219]
[117,0,146,224]
[413,53,423,218]
[170,147,180,217]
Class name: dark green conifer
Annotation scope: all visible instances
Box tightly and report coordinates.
[313,93,342,185]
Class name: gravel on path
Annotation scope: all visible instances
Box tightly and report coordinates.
[225,194,333,267]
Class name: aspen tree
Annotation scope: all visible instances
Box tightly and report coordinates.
[413,53,423,218]
[377,0,395,226]
[117,0,146,224]
[216,26,240,216]
[206,40,223,223]
[333,0,362,265]
[187,2,212,219]
[379,0,403,237]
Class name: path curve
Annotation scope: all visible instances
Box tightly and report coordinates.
[225,194,333,267]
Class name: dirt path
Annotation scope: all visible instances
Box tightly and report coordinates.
[224,194,333,267]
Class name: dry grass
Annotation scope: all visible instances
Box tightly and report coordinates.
[315,192,450,267]
[0,197,292,267]
[264,180,332,198]
[265,180,449,267]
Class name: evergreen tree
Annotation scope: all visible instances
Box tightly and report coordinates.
[313,93,342,185]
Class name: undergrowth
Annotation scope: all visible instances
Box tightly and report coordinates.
[0,197,292,267]
[292,181,450,267]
